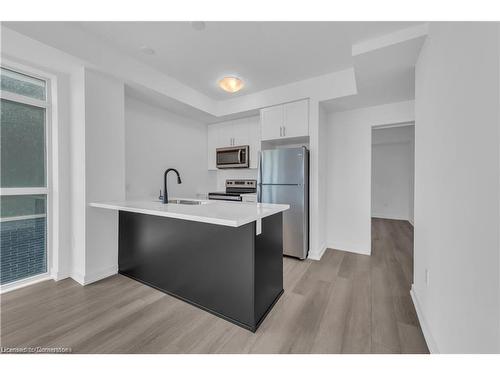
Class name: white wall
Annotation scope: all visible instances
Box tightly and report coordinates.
[371,125,414,222]
[316,103,328,259]
[69,67,86,281]
[308,99,321,259]
[413,22,500,353]
[84,69,126,284]
[125,96,215,200]
[326,100,415,255]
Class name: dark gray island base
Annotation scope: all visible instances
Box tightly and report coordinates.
[118,211,284,332]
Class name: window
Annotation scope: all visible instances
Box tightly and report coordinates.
[0,65,50,286]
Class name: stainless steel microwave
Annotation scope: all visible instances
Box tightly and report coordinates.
[216,145,249,169]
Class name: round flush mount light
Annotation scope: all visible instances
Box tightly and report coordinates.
[218,76,244,93]
[139,45,155,55]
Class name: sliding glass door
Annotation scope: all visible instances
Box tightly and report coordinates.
[0,66,50,286]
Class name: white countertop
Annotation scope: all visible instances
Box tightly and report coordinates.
[89,199,289,227]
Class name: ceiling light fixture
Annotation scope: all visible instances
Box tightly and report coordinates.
[218,76,244,93]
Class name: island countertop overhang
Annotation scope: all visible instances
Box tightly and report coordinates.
[89,199,289,227]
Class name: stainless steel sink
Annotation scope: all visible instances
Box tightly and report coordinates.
[167,199,204,205]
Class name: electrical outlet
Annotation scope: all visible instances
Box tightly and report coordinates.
[425,269,430,286]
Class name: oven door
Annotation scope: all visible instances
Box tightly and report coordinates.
[216,146,249,168]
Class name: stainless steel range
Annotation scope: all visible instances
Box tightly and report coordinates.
[208,179,257,202]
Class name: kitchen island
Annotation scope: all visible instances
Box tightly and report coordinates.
[90,199,289,332]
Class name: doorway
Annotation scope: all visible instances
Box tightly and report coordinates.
[371,123,415,283]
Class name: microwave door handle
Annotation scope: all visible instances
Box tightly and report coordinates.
[238,149,242,163]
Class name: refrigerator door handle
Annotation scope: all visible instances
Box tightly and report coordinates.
[257,150,262,202]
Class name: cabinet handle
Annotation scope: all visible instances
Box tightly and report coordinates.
[280,127,282,137]
[283,126,286,137]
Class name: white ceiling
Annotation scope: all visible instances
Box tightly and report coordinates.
[76,21,423,100]
[3,21,425,116]
[322,33,425,112]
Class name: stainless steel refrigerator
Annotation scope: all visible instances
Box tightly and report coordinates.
[257,147,309,259]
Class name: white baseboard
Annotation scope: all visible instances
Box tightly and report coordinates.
[71,272,85,285]
[83,265,117,285]
[372,212,410,221]
[410,285,439,353]
[52,270,70,281]
[308,243,327,261]
[327,240,370,256]
[71,265,118,286]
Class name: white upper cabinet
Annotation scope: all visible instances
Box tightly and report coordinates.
[232,119,250,147]
[207,116,260,170]
[238,117,260,169]
[260,99,309,141]
[207,123,219,170]
[283,100,309,138]
[260,105,283,141]
[216,122,234,148]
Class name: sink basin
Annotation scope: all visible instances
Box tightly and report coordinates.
[167,199,205,205]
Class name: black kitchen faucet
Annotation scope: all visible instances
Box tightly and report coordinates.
[162,168,182,204]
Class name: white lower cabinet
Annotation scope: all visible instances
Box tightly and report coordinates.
[207,116,260,170]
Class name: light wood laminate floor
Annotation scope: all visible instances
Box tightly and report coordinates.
[0,218,428,353]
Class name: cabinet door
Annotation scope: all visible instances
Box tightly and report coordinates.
[248,117,261,169]
[231,116,260,169]
[283,99,309,138]
[217,121,234,147]
[207,124,218,170]
[232,118,250,147]
[236,116,260,169]
[260,105,283,141]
